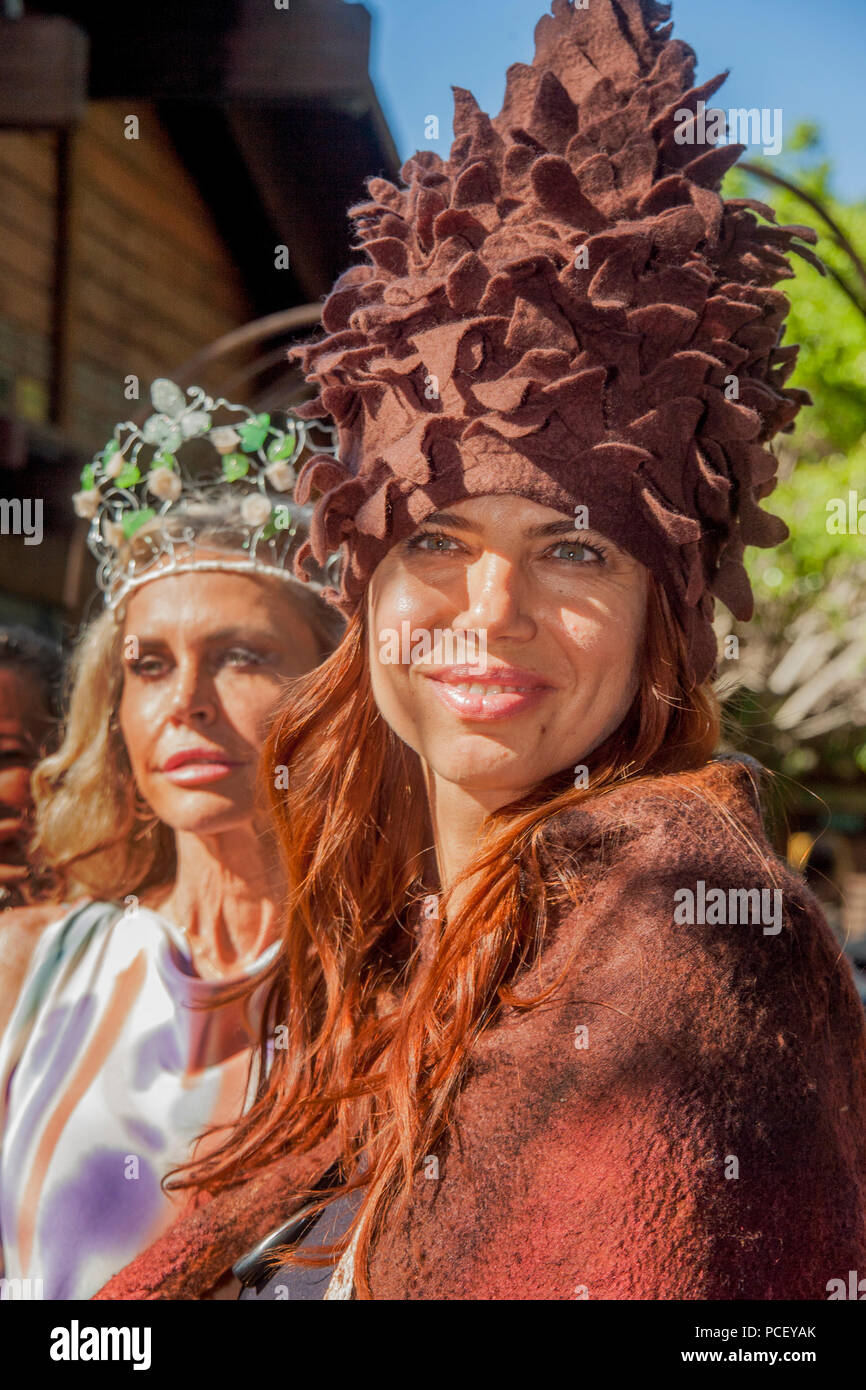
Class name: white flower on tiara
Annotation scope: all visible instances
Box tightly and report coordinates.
[73,490,100,520]
[73,377,341,608]
[240,493,272,528]
[209,427,240,455]
[264,460,294,492]
[104,451,128,480]
[146,467,183,501]
[102,520,126,551]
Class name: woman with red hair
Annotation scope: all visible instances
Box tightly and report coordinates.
[97,0,866,1301]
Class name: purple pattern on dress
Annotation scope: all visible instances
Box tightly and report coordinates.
[123,1116,166,1153]
[38,1147,164,1299]
[132,1022,184,1088]
[1,994,98,1217]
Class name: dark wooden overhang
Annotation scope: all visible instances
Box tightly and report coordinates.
[0,0,401,619]
[9,0,401,308]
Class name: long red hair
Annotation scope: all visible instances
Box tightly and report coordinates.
[170,575,720,1296]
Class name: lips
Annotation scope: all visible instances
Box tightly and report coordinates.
[162,748,240,770]
[424,664,548,687]
[158,748,244,785]
[422,664,551,723]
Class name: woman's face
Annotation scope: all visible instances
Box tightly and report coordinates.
[118,568,322,835]
[367,495,648,808]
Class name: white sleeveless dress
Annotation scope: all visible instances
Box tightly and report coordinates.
[0,898,277,1299]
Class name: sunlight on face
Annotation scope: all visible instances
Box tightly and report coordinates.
[367,495,648,808]
[118,566,321,836]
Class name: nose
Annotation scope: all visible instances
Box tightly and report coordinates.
[166,658,218,726]
[453,549,536,643]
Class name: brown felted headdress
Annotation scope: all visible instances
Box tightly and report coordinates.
[290,0,820,684]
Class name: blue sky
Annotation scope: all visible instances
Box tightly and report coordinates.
[366,0,864,201]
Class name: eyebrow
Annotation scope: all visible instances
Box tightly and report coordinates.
[422,511,592,539]
[129,626,276,648]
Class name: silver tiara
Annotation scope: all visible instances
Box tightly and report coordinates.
[72,379,340,608]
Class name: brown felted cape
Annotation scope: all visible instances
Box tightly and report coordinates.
[95,760,866,1300]
[289,0,820,686]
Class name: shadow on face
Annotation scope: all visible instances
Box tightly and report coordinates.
[367,494,648,808]
[118,566,323,837]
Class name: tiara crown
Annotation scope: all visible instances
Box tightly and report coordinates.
[73,378,339,608]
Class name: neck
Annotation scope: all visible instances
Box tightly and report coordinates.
[426,772,523,915]
[146,818,284,981]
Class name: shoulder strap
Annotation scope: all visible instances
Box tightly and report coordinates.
[20,899,121,1008]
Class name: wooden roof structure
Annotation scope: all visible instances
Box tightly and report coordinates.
[0,0,400,624]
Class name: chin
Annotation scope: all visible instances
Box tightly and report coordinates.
[427,748,545,799]
[149,790,252,837]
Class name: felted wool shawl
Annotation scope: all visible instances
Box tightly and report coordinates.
[95,758,866,1300]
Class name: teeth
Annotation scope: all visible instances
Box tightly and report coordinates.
[451,682,528,696]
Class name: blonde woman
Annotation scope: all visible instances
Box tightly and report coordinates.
[0,386,341,1299]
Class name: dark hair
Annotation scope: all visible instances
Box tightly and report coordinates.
[0,624,64,718]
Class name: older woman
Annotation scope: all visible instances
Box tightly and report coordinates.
[0,387,341,1299]
[97,0,866,1301]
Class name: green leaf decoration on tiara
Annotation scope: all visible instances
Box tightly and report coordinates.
[121,508,156,539]
[114,462,141,488]
[75,376,341,610]
[260,507,293,540]
[266,429,296,462]
[222,453,249,481]
[239,414,270,453]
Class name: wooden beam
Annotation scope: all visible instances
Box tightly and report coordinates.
[0,16,89,127]
[55,0,375,106]
[223,0,372,102]
[51,127,84,431]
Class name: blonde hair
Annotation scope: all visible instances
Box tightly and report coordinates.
[31,508,344,901]
[31,607,174,901]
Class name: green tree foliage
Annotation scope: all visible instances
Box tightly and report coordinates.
[720,129,866,789]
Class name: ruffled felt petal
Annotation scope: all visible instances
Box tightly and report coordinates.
[288,0,815,687]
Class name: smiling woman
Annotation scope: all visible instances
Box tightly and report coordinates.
[0,490,341,1300]
[95,0,866,1303]
[368,497,648,808]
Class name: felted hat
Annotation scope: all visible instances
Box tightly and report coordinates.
[290,0,820,685]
